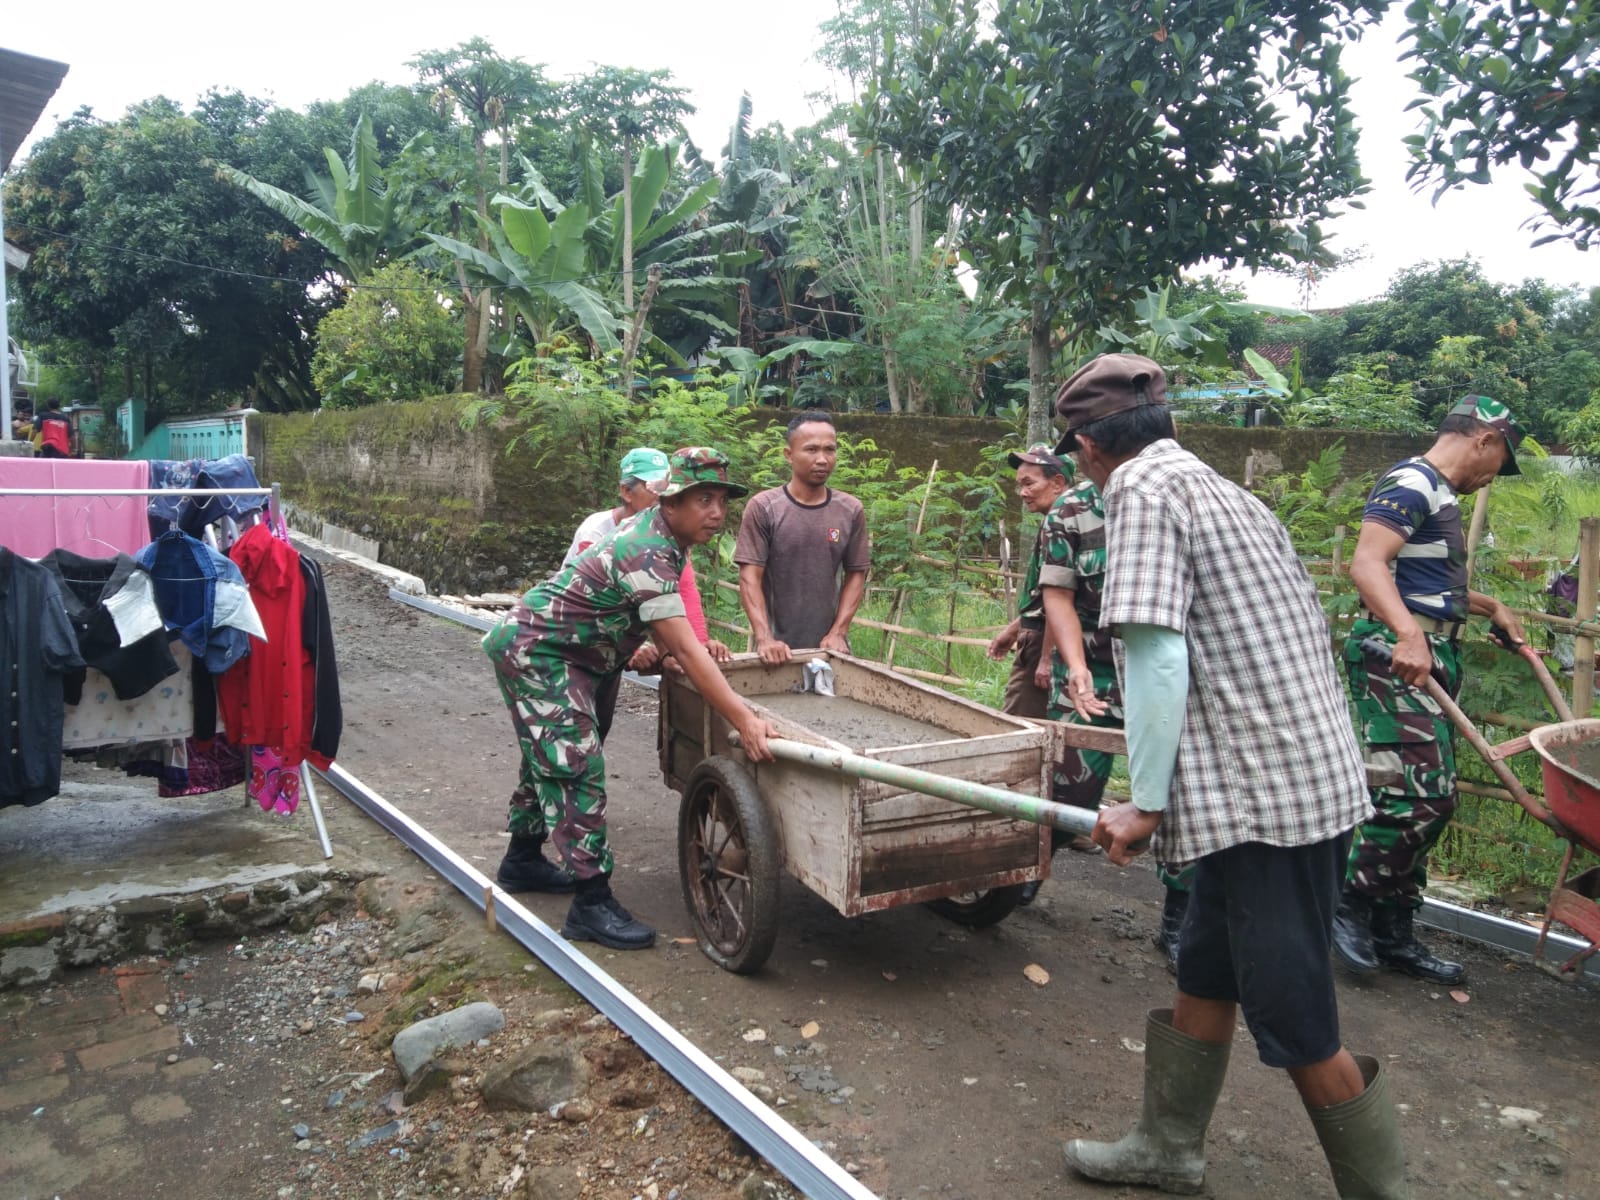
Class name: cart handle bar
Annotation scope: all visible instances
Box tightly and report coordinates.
[729,733,1098,838]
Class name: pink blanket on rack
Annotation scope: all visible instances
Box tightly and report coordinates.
[0,458,153,557]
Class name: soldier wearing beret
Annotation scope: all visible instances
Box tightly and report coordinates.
[1332,396,1527,986]
[483,448,777,951]
[1056,354,1407,1199]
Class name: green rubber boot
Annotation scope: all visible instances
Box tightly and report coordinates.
[1063,1010,1230,1195]
[1308,1055,1411,1199]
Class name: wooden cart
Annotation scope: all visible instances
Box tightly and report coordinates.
[659,651,1064,973]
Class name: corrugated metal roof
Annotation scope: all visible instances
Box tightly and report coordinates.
[1,47,71,172]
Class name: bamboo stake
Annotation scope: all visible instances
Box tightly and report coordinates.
[999,516,1014,619]
[1574,517,1599,716]
[944,521,963,676]
[1329,524,1347,603]
[1464,478,1493,583]
[886,461,938,670]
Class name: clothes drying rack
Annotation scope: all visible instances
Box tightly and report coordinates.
[0,481,334,859]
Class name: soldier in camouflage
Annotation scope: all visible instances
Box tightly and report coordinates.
[1334,396,1528,985]
[987,444,1076,718]
[483,448,777,951]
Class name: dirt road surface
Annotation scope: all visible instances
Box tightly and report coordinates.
[315,554,1600,1200]
[11,550,1594,1200]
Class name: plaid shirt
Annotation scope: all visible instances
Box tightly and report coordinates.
[1100,440,1371,861]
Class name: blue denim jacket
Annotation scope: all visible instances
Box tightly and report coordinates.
[135,531,262,674]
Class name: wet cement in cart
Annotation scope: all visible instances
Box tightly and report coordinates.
[756,691,960,750]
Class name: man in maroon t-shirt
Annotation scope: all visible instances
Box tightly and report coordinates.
[734,411,870,664]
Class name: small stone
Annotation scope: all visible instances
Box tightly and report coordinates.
[292,1122,310,1140]
[732,1067,767,1085]
[345,1011,365,1024]
[357,974,381,996]
[154,1004,169,1017]
[560,1098,596,1123]
[845,1162,862,1175]
[294,1139,312,1152]
[166,1054,180,1065]
[325,1091,346,1110]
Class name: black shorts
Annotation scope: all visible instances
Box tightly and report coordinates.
[1175,832,1351,1070]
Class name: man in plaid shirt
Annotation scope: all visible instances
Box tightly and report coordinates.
[1056,355,1407,1199]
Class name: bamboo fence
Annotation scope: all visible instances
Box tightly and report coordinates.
[697,496,1599,858]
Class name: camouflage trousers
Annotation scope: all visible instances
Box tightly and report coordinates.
[1047,657,1123,811]
[484,622,615,880]
[1342,618,1464,911]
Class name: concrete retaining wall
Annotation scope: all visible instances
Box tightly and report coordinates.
[258,397,1430,594]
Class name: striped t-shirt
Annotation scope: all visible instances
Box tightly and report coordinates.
[1361,457,1466,621]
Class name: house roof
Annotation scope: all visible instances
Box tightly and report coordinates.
[1,47,70,173]
[1251,342,1297,371]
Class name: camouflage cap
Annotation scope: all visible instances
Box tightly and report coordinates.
[1005,443,1075,478]
[1448,394,1525,476]
[657,447,749,500]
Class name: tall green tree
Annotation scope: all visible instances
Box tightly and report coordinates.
[411,40,557,393]
[6,93,330,411]
[1402,0,1600,249]
[564,67,694,314]
[866,0,1385,443]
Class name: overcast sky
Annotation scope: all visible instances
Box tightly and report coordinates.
[6,2,1590,310]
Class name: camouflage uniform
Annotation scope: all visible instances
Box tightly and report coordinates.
[1344,394,1524,912]
[1039,481,1124,810]
[482,507,687,880]
[1343,619,1463,907]
[1001,443,1075,719]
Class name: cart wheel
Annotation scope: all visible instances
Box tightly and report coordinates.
[679,757,782,974]
[924,885,1028,929]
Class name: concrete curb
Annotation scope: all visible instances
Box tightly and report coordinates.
[287,527,426,595]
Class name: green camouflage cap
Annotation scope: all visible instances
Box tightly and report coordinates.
[1005,442,1075,478]
[1448,394,1525,476]
[658,446,749,499]
[619,446,671,484]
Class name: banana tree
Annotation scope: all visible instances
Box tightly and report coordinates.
[219,114,417,283]
[425,198,622,352]
[576,142,761,362]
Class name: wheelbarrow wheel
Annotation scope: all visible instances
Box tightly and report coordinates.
[924,885,1028,929]
[679,756,782,974]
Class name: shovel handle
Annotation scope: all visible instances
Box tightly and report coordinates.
[1511,641,1577,723]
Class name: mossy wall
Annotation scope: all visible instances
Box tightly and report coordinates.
[259,398,1430,593]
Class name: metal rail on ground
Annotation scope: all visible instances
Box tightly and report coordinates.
[314,762,880,1200]
[386,586,1598,979]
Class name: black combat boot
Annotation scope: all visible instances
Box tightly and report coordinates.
[494,832,576,894]
[1371,905,1465,985]
[1331,886,1381,973]
[1156,886,1189,974]
[561,876,656,950]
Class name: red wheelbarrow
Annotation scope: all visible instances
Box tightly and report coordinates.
[1367,636,1600,979]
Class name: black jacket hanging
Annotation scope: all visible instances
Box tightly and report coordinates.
[0,548,85,807]
[39,549,179,704]
[299,554,343,764]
